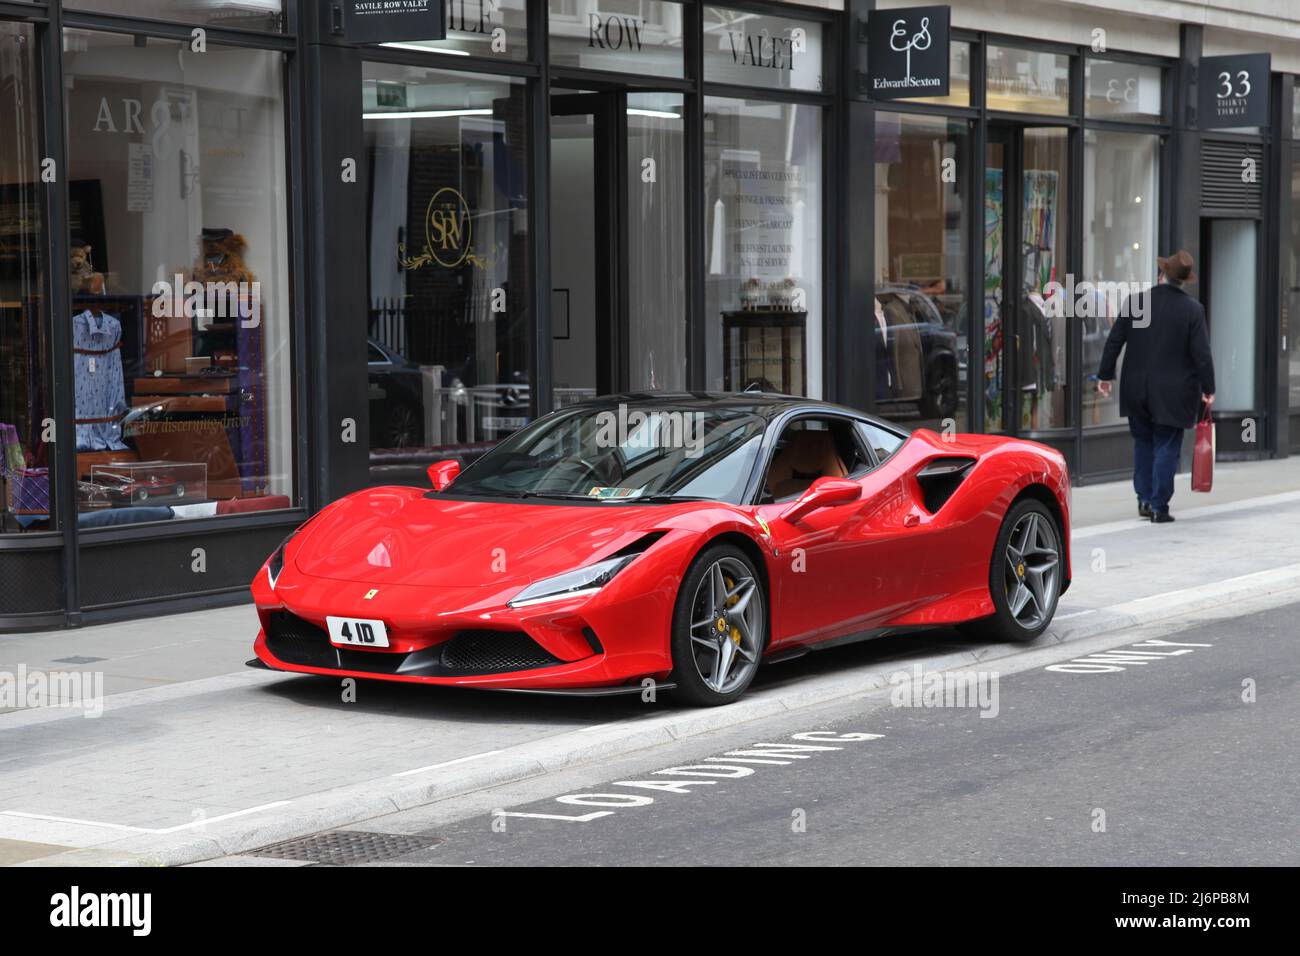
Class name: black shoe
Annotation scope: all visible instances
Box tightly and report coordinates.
[1138,502,1153,519]
[1151,510,1175,523]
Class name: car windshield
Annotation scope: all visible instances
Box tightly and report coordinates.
[448,403,768,503]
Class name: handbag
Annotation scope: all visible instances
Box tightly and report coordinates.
[1,423,51,516]
[1191,403,1215,493]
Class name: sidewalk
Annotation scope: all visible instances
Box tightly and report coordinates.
[1,456,1298,865]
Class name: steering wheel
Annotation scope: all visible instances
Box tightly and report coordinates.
[539,456,603,491]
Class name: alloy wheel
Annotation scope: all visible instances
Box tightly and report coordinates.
[688,557,762,694]
[1003,511,1060,629]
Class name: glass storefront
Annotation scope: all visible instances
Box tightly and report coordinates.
[362,63,530,456]
[1082,129,1160,427]
[873,112,971,431]
[0,22,50,534]
[5,2,1298,629]
[704,97,823,398]
[62,29,295,529]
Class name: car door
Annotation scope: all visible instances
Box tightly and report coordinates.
[756,416,923,648]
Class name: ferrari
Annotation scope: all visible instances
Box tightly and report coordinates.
[250,393,1070,706]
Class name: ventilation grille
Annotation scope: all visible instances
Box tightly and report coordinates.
[440,630,562,674]
[915,457,976,514]
[1201,140,1264,216]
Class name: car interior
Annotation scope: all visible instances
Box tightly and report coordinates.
[761,418,873,502]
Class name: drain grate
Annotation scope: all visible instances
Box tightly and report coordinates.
[52,656,107,664]
[251,830,440,865]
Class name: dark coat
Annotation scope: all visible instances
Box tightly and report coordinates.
[1097,283,1216,429]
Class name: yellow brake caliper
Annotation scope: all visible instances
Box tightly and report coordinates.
[724,576,742,646]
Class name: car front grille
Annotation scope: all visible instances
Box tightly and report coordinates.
[263,613,565,677]
[440,630,563,674]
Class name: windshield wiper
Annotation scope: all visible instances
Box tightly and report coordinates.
[621,494,712,504]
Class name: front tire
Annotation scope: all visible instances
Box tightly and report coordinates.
[669,544,766,706]
[961,498,1063,642]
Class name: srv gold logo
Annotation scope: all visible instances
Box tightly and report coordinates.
[399,186,487,271]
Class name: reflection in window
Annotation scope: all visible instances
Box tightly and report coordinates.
[0,23,51,534]
[1085,59,1163,124]
[1289,153,1300,410]
[548,0,685,78]
[628,92,686,392]
[705,97,822,398]
[362,64,530,466]
[874,112,971,430]
[65,0,283,31]
[1083,130,1159,428]
[63,30,294,530]
[1019,129,1070,430]
[986,45,1071,116]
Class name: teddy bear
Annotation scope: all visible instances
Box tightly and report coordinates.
[70,239,105,294]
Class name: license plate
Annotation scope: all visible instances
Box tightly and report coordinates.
[326,616,390,648]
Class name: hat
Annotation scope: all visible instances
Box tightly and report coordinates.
[1157,249,1197,284]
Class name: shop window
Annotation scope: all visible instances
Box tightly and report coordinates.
[63,30,295,529]
[702,5,825,93]
[1085,59,1163,124]
[65,0,284,31]
[986,45,1071,116]
[1289,151,1300,411]
[873,112,971,431]
[627,92,687,392]
[0,23,51,535]
[382,0,529,61]
[704,97,823,398]
[362,63,530,464]
[1082,129,1160,428]
[548,0,685,79]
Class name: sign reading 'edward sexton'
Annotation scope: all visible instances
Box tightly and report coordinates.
[1197,53,1271,129]
[866,5,950,100]
[344,0,447,44]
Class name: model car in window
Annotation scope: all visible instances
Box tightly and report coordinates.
[250,393,1071,706]
[94,470,190,504]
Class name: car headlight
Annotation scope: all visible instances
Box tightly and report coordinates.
[266,530,299,590]
[507,555,634,608]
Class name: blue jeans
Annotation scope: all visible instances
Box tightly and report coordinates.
[1129,416,1184,513]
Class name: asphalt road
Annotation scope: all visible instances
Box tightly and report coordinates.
[341,601,1298,866]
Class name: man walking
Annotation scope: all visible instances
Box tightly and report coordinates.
[1097,250,1215,523]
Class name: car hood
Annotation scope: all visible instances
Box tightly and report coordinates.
[292,486,687,587]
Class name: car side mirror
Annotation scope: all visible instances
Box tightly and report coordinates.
[781,477,861,523]
[427,459,461,491]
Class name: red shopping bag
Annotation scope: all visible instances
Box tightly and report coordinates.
[1191,404,1214,493]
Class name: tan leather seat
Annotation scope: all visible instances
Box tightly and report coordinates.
[767,429,848,499]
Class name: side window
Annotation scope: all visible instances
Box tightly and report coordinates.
[761,417,871,503]
[857,421,906,462]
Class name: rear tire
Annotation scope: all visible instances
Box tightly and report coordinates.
[959,498,1063,643]
[669,544,766,707]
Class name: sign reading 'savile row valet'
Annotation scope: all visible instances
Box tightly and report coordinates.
[343,0,447,44]
[1198,52,1271,129]
[866,5,950,100]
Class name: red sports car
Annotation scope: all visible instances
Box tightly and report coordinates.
[250,393,1070,706]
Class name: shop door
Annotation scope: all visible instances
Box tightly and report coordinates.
[548,89,686,407]
[983,125,1071,435]
[1200,217,1263,441]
